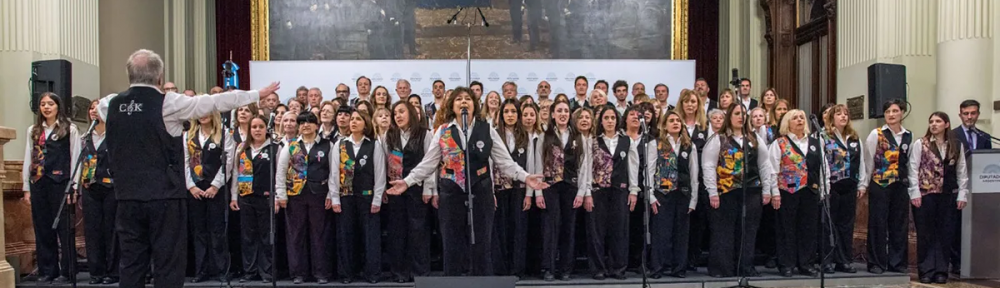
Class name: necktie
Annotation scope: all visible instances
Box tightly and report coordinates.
[968,130,976,150]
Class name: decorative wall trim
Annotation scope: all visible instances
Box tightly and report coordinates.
[672,0,689,59]
[250,0,269,61]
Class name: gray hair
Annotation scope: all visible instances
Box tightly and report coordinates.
[396,79,410,86]
[126,49,164,85]
[707,108,726,119]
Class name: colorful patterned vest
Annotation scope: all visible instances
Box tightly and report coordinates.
[237,143,276,197]
[80,135,113,188]
[285,139,307,196]
[493,137,528,190]
[338,138,376,196]
[29,127,70,183]
[774,135,822,193]
[871,127,912,187]
[439,121,493,192]
[656,140,692,196]
[187,133,225,186]
[592,135,631,189]
[824,135,861,184]
[543,132,581,185]
[917,139,958,195]
[716,135,761,193]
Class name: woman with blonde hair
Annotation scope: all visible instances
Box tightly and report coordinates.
[821,104,863,274]
[482,91,502,126]
[768,99,790,127]
[372,107,392,136]
[645,111,699,278]
[184,110,235,282]
[768,109,829,277]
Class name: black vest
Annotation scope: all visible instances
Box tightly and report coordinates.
[106,87,186,200]
[658,142,693,197]
[341,138,376,196]
[775,135,822,193]
[37,129,72,183]
[497,135,529,189]
[305,139,333,195]
[241,143,279,197]
[719,135,762,190]
[544,133,581,185]
[439,121,494,192]
[189,134,226,189]
[81,135,113,188]
[826,135,862,185]
[879,127,913,186]
[593,135,631,190]
[392,131,427,180]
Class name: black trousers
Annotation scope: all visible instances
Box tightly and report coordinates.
[525,201,545,275]
[913,192,957,278]
[228,191,243,276]
[708,188,763,277]
[83,184,119,278]
[777,189,819,269]
[438,181,495,276]
[650,190,691,274]
[829,180,858,265]
[336,194,381,281]
[866,181,909,272]
[758,203,779,265]
[687,189,711,268]
[118,199,187,288]
[238,196,272,279]
[29,177,74,278]
[188,184,229,277]
[586,187,629,276]
[492,188,528,276]
[285,192,331,279]
[524,0,542,49]
[388,185,431,280]
[950,199,962,273]
[541,182,578,275]
[628,192,648,271]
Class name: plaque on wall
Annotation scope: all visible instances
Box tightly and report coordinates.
[847,95,864,120]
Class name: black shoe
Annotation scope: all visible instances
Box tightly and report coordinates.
[613,273,627,280]
[779,268,793,277]
[835,263,857,273]
[41,275,58,283]
[292,277,304,284]
[765,258,778,269]
[191,275,208,283]
[317,278,328,284]
[687,265,697,271]
[710,273,725,278]
[543,271,554,281]
[919,276,932,284]
[742,268,761,277]
[868,267,885,274]
[102,276,119,284]
[341,278,352,284]
[559,274,571,281]
[934,274,948,284]
[89,277,102,284]
[262,277,272,283]
[671,270,687,278]
[800,266,819,277]
[395,276,407,283]
[593,273,606,280]
[823,264,835,274]
[239,274,255,283]
[649,272,661,279]
[367,278,378,284]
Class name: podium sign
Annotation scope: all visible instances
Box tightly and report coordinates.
[964,150,1000,278]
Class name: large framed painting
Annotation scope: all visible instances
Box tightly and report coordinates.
[251,0,688,61]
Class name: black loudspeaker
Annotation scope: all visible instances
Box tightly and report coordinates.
[415,276,517,288]
[31,59,73,115]
[867,63,906,119]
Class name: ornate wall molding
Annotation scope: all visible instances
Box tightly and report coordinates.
[672,0,690,59]
[251,0,270,61]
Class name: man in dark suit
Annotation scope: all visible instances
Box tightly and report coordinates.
[951,99,992,275]
[737,78,758,110]
[695,77,715,113]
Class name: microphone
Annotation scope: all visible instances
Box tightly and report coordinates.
[460,108,469,133]
[85,120,99,136]
[639,116,647,135]
[729,68,740,87]
[809,114,824,134]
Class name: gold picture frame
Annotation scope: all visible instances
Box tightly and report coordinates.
[250,0,689,61]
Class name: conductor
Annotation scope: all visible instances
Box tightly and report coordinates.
[98,49,279,288]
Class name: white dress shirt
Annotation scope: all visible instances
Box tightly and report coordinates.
[581,134,640,196]
[97,83,261,137]
[829,129,867,190]
[861,125,911,191]
[183,130,235,190]
[21,121,81,192]
[403,119,531,190]
[274,136,337,201]
[767,133,831,198]
[381,130,439,197]
[229,140,275,199]
[533,128,590,197]
[907,138,969,202]
[701,131,777,197]
[644,135,700,209]
[330,135,387,207]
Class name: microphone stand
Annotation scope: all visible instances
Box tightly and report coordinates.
[461,110,476,247]
[725,90,759,288]
[53,120,97,287]
[639,118,651,288]
[269,140,278,287]
[814,123,834,288]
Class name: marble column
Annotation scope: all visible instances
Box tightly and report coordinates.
[0,127,14,288]
[937,0,993,127]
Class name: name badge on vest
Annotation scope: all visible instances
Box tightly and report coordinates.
[949,159,956,166]
[698,133,704,139]
[810,145,816,152]
[619,151,626,159]
[50,134,58,141]
[209,143,217,150]
[317,151,325,160]
[681,151,688,159]
[360,155,368,167]
[901,144,908,152]
[849,142,857,148]
[518,148,525,154]
[476,141,484,152]
[261,152,269,160]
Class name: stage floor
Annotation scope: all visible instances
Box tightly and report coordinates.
[18,264,910,288]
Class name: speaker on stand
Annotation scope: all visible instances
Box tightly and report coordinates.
[30,59,73,116]
[867,63,906,119]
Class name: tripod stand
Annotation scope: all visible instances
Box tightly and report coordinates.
[52,120,99,288]
[724,89,760,288]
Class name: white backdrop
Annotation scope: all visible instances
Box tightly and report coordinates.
[250,59,696,106]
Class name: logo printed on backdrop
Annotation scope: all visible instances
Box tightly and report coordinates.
[471,72,480,81]
[586,73,596,83]
[565,73,576,82]
[430,73,441,81]
[527,73,538,82]
[507,73,519,82]
[372,73,383,82]
[449,72,462,82]
[410,72,422,82]
[421,88,432,98]
[554,88,566,94]
[488,72,500,82]
[352,73,362,82]
[391,73,402,82]
[547,73,559,82]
